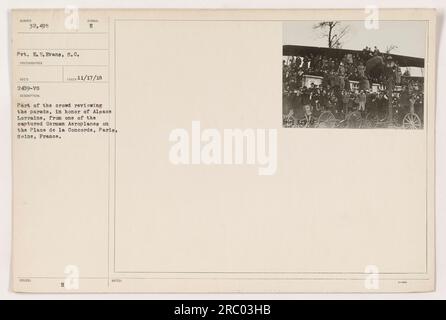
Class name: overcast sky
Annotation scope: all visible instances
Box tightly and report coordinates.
[283,20,427,58]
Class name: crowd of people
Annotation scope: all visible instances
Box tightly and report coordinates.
[283,45,424,126]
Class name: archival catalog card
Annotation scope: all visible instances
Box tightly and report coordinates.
[11,8,436,293]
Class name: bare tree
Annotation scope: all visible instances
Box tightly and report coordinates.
[385,44,399,53]
[313,21,350,49]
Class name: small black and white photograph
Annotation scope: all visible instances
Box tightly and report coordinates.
[282,20,426,129]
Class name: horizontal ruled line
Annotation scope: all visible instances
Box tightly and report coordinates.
[18,32,108,34]
[17,64,108,67]
[17,81,108,84]
[17,48,108,51]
